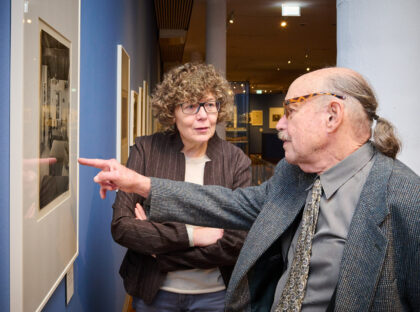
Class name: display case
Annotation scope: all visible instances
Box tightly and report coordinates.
[226,81,249,154]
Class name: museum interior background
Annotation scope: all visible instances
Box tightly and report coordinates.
[1,0,419,311]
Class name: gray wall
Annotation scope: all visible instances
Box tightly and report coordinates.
[337,0,420,174]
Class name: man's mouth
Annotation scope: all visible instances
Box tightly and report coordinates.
[278,131,291,142]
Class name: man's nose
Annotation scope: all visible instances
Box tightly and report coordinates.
[276,114,287,131]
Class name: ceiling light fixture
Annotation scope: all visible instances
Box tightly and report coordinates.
[280,21,287,27]
[288,60,291,64]
[306,67,310,72]
[228,11,234,24]
[282,4,301,16]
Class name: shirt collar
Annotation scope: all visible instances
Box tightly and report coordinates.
[320,142,375,199]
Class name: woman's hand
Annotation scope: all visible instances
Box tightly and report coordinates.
[78,158,151,199]
[193,227,224,247]
[134,203,147,220]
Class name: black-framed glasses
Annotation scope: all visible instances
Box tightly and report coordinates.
[179,101,221,115]
[283,92,346,118]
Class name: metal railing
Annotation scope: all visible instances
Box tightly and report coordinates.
[250,155,276,186]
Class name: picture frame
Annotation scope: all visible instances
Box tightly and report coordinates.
[138,86,143,136]
[269,107,285,128]
[10,1,79,311]
[250,110,263,126]
[141,80,148,136]
[116,45,130,165]
[130,90,139,145]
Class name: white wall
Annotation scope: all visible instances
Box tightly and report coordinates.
[337,0,420,174]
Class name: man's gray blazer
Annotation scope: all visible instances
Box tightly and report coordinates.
[148,150,420,311]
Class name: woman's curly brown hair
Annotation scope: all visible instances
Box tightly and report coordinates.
[151,62,234,131]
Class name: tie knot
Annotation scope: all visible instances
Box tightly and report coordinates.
[313,178,322,192]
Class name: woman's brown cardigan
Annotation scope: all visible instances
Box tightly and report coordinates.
[112,131,251,304]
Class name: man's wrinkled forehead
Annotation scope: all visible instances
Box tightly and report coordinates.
[286,73,324,99]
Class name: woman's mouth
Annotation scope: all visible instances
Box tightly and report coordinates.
[195,127,209,132]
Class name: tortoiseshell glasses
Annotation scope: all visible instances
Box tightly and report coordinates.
[282,92,346,118]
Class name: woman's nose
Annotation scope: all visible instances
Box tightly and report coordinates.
[196,106,208,119]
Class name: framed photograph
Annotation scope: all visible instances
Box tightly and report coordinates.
[116,45,130,165]
[250,110,263,126]
[10,1,79,311]
[141,80,148,136]
[269,107,285,128]
[138,86,143,136]
[39,26,70,210]
[130,90,139,145]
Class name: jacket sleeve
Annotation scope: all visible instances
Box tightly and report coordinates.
[155,147,252,271]
[111,140,191,255]
[148,158,279,230]
[156,229,247,271]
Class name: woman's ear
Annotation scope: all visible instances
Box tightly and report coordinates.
[325,100,344,132]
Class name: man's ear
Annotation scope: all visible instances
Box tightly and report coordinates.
[325,101,344,132]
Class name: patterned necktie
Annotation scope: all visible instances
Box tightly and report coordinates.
[275,178,322,312]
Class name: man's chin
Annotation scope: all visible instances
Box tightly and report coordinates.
[284,154,294,164]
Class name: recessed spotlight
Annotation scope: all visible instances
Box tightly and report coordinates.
[280,21,287,27]
[242,90,246,93]
[305,54,308,58]
[228,11,234,24]
[288,60,291,64]
[277,67,280,71]
[306,67,310,72]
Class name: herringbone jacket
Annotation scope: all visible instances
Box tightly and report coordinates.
[149,148,420,311]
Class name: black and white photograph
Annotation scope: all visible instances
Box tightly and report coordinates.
[39,28,70,209]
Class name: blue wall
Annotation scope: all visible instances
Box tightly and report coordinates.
[8,0,158,311]
[0,0,10,310]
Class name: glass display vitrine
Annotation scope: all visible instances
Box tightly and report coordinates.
[226,81,249,154]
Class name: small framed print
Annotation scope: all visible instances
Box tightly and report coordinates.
[130,90,139,145]
[116,45,130,165]
[269,107,284,128]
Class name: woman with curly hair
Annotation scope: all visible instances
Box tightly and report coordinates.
[111,63,251,311]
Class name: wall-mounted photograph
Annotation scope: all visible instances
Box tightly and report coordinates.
[117,45,130,165]
[130,90,139,145]
[269,107,284,128]
[39,27,70,209]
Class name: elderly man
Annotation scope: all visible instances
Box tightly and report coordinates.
[80,67,420,311]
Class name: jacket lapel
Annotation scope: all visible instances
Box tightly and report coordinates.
[228,165,314,300]
[334,153,393,310]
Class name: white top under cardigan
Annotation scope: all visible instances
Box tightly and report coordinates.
[160,154,226,294]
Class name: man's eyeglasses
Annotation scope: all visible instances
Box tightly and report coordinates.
[283,92,346,118]
[179,101,221,115]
